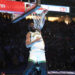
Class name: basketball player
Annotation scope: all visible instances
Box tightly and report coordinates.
[23,22,47,75]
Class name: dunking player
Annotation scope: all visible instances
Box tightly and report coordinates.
[23,22,47,75]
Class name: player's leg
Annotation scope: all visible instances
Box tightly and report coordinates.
[39,62,47,75]
[37,50,47,75]
[23,61,35,75]
[23,51,37,75]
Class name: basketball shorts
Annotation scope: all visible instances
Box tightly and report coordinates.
[28,49,46,63]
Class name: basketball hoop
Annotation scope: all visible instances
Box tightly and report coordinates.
[31,7,48,30]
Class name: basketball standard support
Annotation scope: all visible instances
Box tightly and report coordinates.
[12,0,41,23]
[12,5,40,23]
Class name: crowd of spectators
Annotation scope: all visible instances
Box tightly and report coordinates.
[0,15,75,71]
[0,16,29,70]
[44,20,75,71]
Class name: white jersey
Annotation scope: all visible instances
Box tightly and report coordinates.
[30,30,45,51]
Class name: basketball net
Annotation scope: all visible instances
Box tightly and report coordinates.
[31,7,48,30]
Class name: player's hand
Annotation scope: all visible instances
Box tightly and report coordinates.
[35,37,41,42]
